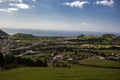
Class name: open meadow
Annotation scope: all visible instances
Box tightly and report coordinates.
[0,65,120,80]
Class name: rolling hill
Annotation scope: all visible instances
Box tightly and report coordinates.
[12,33,36,39]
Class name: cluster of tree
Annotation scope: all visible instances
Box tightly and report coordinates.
[52,61,70,68]
[16,57,48,67]
[0,52,48,71]
[0,53,4,70]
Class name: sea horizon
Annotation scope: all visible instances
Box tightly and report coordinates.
[1,28,120,36]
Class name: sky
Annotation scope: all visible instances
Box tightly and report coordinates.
[0,0,120,32]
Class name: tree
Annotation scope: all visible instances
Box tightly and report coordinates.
[43,58,48,67]
[0,52,5,71]
[74,50,78,55]
[4,54,15,65]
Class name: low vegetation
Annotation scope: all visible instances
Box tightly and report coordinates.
[0,66,120,80]
[79,58,120,69]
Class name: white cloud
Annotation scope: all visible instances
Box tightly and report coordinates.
[81,22,93,26]
[32,0,36,2]
[8,8,19,11]
[0,8,19,13]
[0,0,2,3]
[18,0,23,3]
[96,0,114,7]
[16,3,30,9]
[81,22,86,25]
[0,9,8,12]
[9,3,30,9]
[62,1,90,8]
[0,0,36,13]
[0,0,22,3]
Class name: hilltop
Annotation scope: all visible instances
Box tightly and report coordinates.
[12,33,36,39]
[0,29,8,39]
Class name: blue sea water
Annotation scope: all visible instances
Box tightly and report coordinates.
[1,28,120,36]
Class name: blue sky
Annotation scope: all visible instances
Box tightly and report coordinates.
[0,0,120,32]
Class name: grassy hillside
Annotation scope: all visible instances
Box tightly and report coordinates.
[12,33,36,39]
[0,66,120,80]
[79,58,120,69]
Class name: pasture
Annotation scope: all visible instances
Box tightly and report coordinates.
[0,65,120,80]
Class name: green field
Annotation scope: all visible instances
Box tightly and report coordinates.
[0,66,120,80]
[79,58,120,68]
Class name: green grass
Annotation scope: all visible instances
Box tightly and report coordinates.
[0,66,120,80]
[97,49,120,55]
[62,51,90,56]
[62,52,74,55]
[79,58,120,68]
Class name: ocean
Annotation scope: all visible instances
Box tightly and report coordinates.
[1,28,120,36]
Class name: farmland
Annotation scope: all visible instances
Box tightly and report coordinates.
[0,31,120,80]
